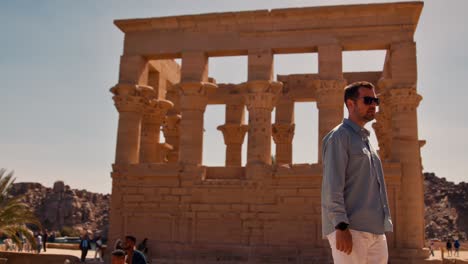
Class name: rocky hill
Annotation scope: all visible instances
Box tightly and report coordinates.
[424,172,468,240]
[8,173,467,241]
[9,181,109,238]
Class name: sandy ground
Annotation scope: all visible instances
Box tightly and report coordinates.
[4,248,468,262]
[11,248,104,263]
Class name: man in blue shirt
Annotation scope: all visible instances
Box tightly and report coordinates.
[79,233,91,263]
[321,81,393,264]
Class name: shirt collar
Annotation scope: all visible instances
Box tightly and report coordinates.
[343,118,370,138]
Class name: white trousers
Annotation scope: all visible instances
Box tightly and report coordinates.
[327,229,388,264]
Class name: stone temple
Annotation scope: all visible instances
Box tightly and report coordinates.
[109,2,428,263]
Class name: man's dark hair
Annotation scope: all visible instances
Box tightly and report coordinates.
[112,249,126,257]
[344,81,375,108]
[125,235,137,243]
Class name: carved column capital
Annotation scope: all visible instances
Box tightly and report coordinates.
[272,123,295,144]
[143,99,174,124]
[388,88,422,113]
[162,114,181,137]
[177,82,217,111]
[136,85,157,100]
[217,124,249,145]
[110,84,145,113]
[314,79,347,109]
[240,80,283,111]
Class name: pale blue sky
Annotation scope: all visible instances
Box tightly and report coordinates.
[1,0,467,193]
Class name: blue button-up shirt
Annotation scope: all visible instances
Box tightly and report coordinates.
[321,118,393,237]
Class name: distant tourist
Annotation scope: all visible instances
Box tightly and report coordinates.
[42,229,48,252]
[454,239,461,257]
[79,233,92,262]
[36,233,43,253]
[137,238,149,256]
[429,241,435,257]
[4,238,13,251]
[446,239,453,256]
[124,235,147,264]
[114,238,124,250]
[94,235,104,262]
[111,249,126,264]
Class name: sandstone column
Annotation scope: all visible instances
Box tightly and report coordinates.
[178,52,216,166]
[138,85,174,163]
[372,80,392,161]
[388,41,426,251]
[317,44,345,162]
[164,86,181,164]
[272,97,295,165]
[244,81,282,165]
[242,49,282,167]
[111,55,150,164]
[217,97,248,166]
[109,55,149,255]
[163,114,181,163]
[315,80,346,162]
[217,124,248,166]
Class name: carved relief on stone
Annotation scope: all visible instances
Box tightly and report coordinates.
[143,99,174,124]
[372,120,391,160]
[373,91,392,160]
[110,83,145,113]
[272,123,295,144]
[217,124,249,145]
[388,88,422,113]
[315,79,347,109]
[240,81,283,111]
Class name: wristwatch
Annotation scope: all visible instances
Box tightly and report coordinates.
[335,222,349,231]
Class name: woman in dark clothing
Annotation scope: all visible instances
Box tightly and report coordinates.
[446,239,453,257]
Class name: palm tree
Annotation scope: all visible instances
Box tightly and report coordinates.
[0,168,41,249]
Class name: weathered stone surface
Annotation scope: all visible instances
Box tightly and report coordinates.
[424,172,468,241]
[10,181,109,236]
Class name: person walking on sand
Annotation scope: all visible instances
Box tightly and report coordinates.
[94,235,104,262]
[454,239,460,257]
[446,239,453,257]
[79,233,92,262]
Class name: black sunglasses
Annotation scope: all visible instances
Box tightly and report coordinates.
[358,96,380,106]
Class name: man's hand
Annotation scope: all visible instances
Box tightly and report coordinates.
[335,229,353,255]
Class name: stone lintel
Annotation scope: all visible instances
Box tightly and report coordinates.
[115,3,422,35]
[116,2,422,56]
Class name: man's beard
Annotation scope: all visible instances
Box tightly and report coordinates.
[363,111,375,121]
[354,107,375,122]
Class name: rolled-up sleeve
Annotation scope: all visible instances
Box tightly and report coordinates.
[322,134,349,227]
